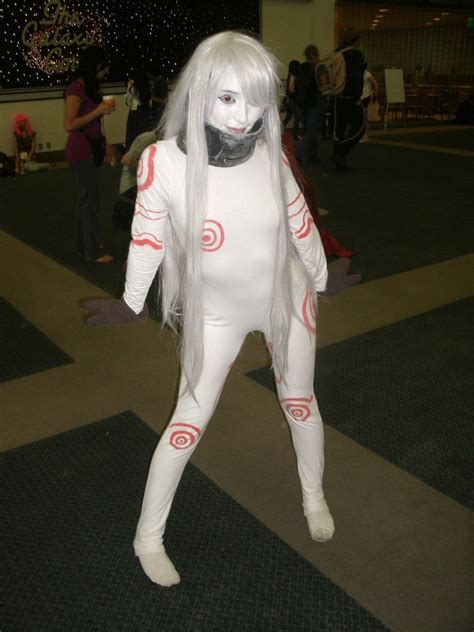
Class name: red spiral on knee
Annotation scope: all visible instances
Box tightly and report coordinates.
[280,396,313,421]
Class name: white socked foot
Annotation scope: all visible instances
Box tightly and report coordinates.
[138,550,181,587]
[306,498,335,542]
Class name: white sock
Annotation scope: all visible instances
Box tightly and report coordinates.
[305,498,335,542]
[138,550,181,587]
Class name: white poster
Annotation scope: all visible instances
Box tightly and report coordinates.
[384,69,405,104]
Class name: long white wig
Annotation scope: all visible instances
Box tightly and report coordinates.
[157,31,299,394]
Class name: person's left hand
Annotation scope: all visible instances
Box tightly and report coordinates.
[322,258,361,296]
[82,298,148,326]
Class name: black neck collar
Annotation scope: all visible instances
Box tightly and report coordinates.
[176,119,264,168]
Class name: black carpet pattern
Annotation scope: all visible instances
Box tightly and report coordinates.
[0,296,73,382]
[0,411,386,631]
[247,298,474,509]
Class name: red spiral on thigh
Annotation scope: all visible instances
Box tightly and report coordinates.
[280,396,313,421]
[169,423,201,450]
[201,220,225,252]
[302,288,316,335]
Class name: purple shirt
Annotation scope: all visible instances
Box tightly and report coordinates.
[64,81,102,163]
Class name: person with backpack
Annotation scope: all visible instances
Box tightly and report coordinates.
[330,29,366,171]
[294,45,326,168]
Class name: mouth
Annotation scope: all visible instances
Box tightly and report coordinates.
[225,126,247,135]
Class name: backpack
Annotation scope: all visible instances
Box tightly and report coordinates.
[315,47,353,97]
[0,151,16,177]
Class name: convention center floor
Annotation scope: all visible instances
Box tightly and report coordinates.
[1,125,473,631]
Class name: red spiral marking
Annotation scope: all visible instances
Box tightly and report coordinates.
[169,423,201,450]
[302,288,316,335]
[202,219,225,252]
[282,155,290,167]
[280,395,314,422]
[295,210,314,240]
[132,232,163,250]
[137,144,157,192]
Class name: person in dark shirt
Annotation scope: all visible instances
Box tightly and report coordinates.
[332,29,366,171]
[294,45,326,168]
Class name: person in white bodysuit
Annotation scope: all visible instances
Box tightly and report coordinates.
[84,32,339,587]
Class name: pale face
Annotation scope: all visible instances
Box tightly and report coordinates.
[206,69,265,135]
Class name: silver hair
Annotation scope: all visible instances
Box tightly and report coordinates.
[156,31,302,394]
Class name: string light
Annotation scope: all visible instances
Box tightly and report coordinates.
[0,0,259,88]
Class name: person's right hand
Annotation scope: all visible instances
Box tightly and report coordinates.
[82,298,148,326]
[98,100,116,116]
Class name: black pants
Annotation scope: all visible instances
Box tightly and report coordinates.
[333,98,365,160]
[296,95,326,167]
[71,159,101,260]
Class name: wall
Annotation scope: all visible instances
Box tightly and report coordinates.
[0,85,128,156]
[261,1,313,72]
[360,24,474,81]
[261,0,336,71]
[1,0,337,157]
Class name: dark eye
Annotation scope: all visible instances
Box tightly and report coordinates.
[219,94,235,104]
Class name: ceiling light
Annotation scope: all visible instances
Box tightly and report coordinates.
[433,17,440,21]
[441,12,449,15]
[379,8,389,12]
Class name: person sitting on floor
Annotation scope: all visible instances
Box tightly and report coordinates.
[13,114,55,174]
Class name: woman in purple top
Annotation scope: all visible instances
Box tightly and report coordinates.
[64,46,116,263]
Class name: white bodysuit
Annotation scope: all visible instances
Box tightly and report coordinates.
[123,138,328,555]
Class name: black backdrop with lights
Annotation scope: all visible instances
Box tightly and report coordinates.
[0,0,260,89]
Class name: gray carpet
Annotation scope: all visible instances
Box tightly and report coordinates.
[0,411,386,631]
[247,298,474,509]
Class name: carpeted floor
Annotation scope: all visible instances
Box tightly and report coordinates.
[0,296,73,382]
[247,297,474,509]
[1,129,473,291]
[375,128,474,150]
[0,411,386,631]
[311,137,474,282]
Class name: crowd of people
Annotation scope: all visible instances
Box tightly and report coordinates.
[281,28,377,171]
